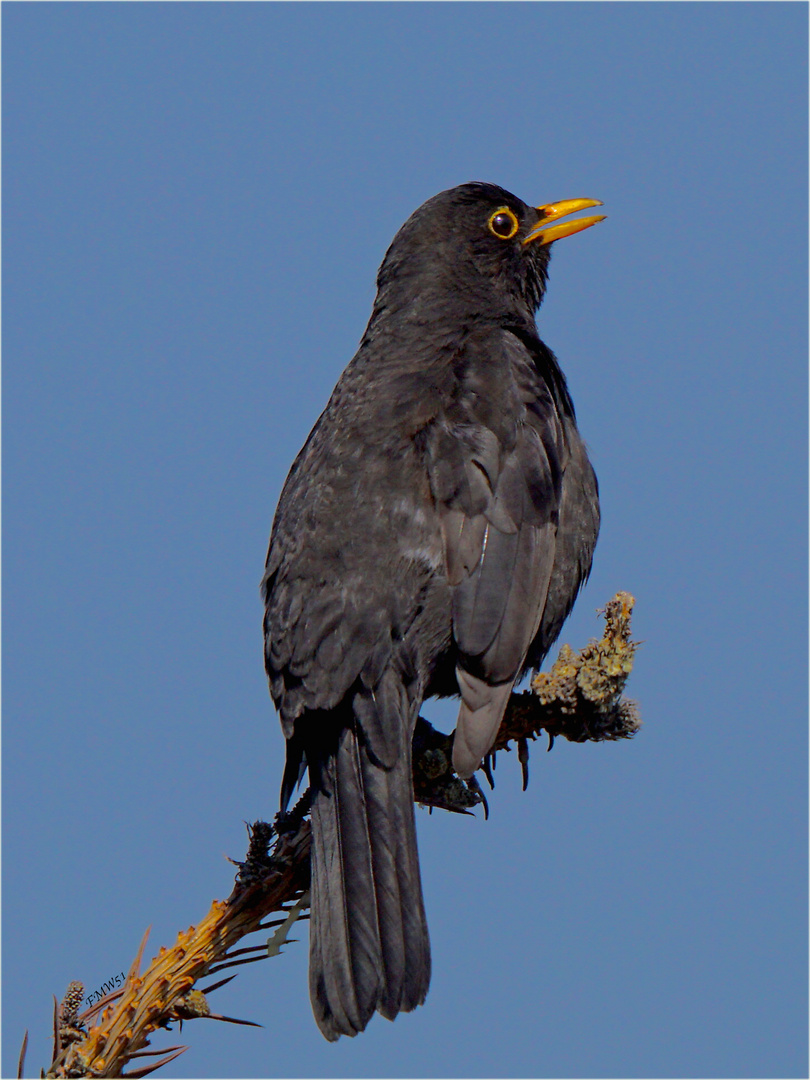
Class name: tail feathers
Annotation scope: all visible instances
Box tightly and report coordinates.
[309,721,430,1041]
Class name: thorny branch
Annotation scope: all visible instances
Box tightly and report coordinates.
[29,592,639,1079]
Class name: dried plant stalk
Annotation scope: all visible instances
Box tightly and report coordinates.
[42,592,639,1078]
[47,814,311,1078]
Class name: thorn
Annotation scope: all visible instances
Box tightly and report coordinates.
[52,995,60,1061]
[482,754,495,790]
[256,913,309,932]
[17,1030,28,1079]
[207,953,271,975]
[198,974,238,996]
[78,987,125,1025]
[127,926,152,983]
[206,1013,263,1027]
[255,916,288,930]
[128,1045,185,1059]
[122,1046,188,1077]
[219,944,269,960]
[547,732,555,752]
[518,737,530,791]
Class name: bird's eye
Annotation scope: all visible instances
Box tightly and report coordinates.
[487,207,519,240]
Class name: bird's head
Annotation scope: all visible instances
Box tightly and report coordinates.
[374,182,604,324]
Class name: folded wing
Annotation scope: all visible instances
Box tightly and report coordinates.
[426,329,565,776]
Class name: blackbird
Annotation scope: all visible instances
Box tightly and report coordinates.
[262,182,603,1041]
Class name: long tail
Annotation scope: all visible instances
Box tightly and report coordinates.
[307,715,431,1041]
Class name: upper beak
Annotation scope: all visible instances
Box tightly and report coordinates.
[522,198,606,246]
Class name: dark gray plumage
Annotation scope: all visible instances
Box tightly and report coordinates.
[262,182,601,1040]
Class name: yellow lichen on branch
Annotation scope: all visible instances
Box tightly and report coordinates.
[500,590,641,749]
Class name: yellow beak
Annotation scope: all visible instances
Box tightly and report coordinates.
[522,198,606,246]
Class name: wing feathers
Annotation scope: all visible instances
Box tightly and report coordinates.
[427,329,566,774]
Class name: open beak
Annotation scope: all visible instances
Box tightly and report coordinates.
[523,198,605,246]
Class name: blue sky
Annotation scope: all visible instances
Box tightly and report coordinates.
[4,3,807,1078]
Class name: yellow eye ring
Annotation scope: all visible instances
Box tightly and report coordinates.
[487,206,519,240]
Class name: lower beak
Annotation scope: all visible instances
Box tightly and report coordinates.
[522,198,606,246]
